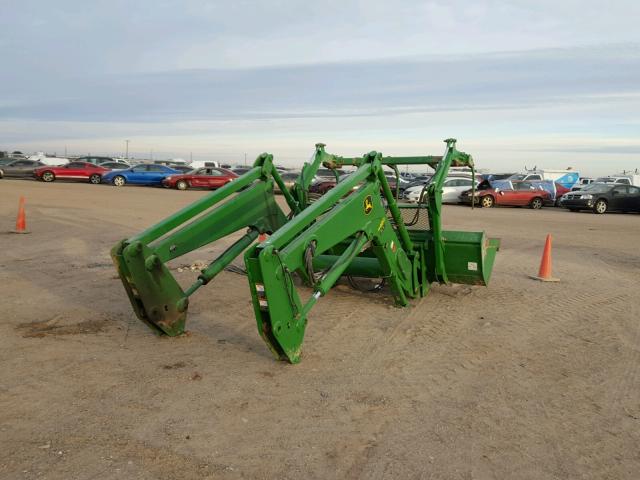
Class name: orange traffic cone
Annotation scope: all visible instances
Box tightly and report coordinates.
[530,234,558,282]
[258,233,268,242]
[12,196,30,234]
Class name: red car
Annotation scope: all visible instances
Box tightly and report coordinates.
[460,180,552,209]
[309,173,406,195]
[34,161,110,184]
[309,178,338,195]
[162,167,238,190]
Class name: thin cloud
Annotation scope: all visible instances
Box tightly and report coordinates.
[1,45,638,122]
[2,1,640,175]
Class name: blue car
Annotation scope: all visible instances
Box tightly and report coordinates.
[102,164,181,187]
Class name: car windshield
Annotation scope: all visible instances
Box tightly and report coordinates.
[509,174,527,181]
[582,184,613,193]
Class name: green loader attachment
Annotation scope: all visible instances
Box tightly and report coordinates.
[245,139,500,363]
[111,147,336,336]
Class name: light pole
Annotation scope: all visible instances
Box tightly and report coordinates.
[125,140,130,159]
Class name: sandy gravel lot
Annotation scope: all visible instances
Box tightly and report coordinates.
[1,179,639,479]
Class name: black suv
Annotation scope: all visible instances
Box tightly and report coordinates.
[560,184,640,214]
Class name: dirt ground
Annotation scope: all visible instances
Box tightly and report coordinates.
[1,179,639,480]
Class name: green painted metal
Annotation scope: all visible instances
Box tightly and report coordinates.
[245,172,416,363]
[291,143,344,209]
[245,139,500,363]
[112,138,500,364]
[111,150,330,336]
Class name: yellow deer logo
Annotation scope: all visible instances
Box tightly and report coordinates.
[363,195,373,215]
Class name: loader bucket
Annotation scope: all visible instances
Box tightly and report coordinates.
[396,205,500,287]
[439,230,500,285]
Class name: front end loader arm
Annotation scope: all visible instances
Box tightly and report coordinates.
[290,143,337,209]
[424,138,475,283]
[111,153,293,336]
[244,139,500,364]
[245,153,419,363]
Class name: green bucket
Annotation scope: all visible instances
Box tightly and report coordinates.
[439,230,500,285]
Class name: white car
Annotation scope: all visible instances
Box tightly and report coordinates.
[28,152,70,166]
[593,175,640,187]
[405,177,477,204]
[570,177,595,191]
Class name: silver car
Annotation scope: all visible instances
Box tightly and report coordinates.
[405,177,477,204]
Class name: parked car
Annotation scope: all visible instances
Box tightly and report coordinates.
[76,156,118,165]
[508,173,543,182]
[99,161,130,170]
[387,174,410,194]
[34,161,110,184]
[274,171,302,193]
[404,175,433,190]
[405,177,477,204]
[28,153,70,166]
[592,175,640,187]
[508,169,580,189]
[528,180,571,206]
[309,177,338,195]
[231,166,251,176]
[315,168,342,180]
[154,160,190,169]
[485,173,516,181]
[400,172,416,180]
[559,184,640,214]
[169,165,194,173]
[309,172,408,196]
[102,164,181,186]
[460,180,551,209]
[0,159,45,178]
[570,177,595,191]
[162,167,238,190]
[188,160,221,169]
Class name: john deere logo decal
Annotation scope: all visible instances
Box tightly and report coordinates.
[363,195,373,214]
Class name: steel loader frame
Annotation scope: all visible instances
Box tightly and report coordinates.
[245,139,500,363]
[111,146,338,337]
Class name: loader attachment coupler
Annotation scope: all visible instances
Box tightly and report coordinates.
[245,139,500,363]
[112,239,188,336]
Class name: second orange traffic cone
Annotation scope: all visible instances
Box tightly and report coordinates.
[12,196,30,234]
[530,234,558,282]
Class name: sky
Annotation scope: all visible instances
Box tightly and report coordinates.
[1,0,639,175]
